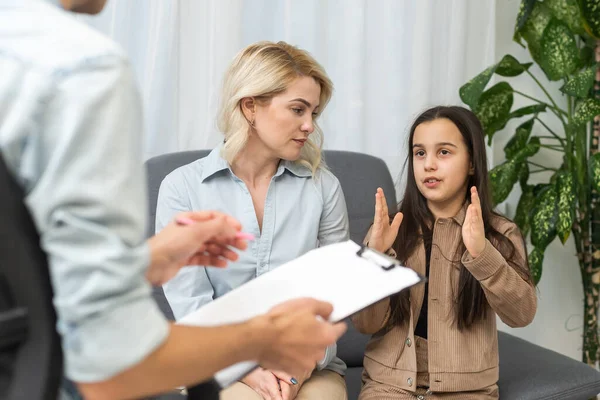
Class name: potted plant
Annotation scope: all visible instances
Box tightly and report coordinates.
[459,0,600,365]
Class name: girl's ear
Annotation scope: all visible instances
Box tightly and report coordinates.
[469,161,475,175]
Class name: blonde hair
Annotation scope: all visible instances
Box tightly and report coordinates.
[217,41,333,175]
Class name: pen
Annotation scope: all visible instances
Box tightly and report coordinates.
[175,216,256,241]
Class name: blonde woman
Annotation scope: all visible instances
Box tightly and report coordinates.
[156,41,349,400]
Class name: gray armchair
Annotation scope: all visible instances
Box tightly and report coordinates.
[146,150,600,400]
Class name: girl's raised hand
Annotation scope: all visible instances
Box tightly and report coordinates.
[368,188,403,253]
[462,186,486,258]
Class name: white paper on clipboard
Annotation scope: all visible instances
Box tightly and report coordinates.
[177,240,424,388]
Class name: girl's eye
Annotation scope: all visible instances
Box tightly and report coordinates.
[292,108,304,115]
[440,149,451,155]
[312,112,318,117]
[414,150,425,157]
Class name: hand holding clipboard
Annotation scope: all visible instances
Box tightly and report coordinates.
[177,240,425,388]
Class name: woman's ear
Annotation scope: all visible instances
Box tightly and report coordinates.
[240,97,256,124]
[469,161,475,175]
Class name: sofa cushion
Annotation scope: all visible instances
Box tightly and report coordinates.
[498,331,600,399]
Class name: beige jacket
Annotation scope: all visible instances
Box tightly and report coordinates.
[352,206,537,393]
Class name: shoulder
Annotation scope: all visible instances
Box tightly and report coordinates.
[161,158,208,193]
[0,2,128,77]
[313,167,343,193]
[490,214,521,237]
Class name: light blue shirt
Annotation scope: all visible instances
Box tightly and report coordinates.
[0,0,169,382]
[156,145,350,373]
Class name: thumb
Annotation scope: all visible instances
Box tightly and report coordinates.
[390,212,403,232]
[330,321,348,340]
[465,205,473,224]
[305,299,335,321]
[269,298,332,317]
[270,370,294,385]
[187,216,238,243]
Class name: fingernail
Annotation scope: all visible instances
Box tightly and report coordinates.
[176,217,195,226]
[235,232,255,240]
[290,377,298,385]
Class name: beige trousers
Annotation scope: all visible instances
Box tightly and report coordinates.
[220,369,347,400]
[359,337,499,400]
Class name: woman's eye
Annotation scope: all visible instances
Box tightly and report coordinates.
[292,108,304,115]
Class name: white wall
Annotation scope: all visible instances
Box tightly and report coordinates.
[494,0,584,362]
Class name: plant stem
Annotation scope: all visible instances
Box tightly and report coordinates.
[530,168,554,174]
[527,160,556,170]
[535,117,566,146]
[526,70,564,113]
[514,90,568,119]
[540,144,563,152]
[537,135,564,140]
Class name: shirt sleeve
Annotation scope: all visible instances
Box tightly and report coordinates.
[155,171,216,320]
[461,223,537,328]
[315,170,350,370]
[317,170,350,246]
[25,56,169,382]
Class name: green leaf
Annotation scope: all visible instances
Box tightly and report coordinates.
[560,64,596,98]
[555,171,575,244]
[514,0,539,44]
[591,152,600,192]
[545,0,586,35]
[509,104,547,119]
[520,2,554,64]
[531,184,558,249]
[460,65,496,109]
[519,163,530,189]
[515,185,535,236]
[474,82,514,144]
[539,19,580,81]
[505,118,535,159]
[522,136,541,158]
[572,99,600,126]
[528,247,544,285]
[579,46,595,69]
[489,159,521,205]
[496,54,533,77]
[579,0,600,38]
[533,183,551,196]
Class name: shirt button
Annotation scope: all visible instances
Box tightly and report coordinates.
[405,338,412,347]
[407,377,413,387]
[417,395,425,400]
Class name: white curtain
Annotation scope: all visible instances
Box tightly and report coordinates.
[80,0,496,181]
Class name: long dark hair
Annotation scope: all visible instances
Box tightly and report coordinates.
[388,106,532,330]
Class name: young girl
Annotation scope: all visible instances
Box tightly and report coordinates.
[156,41,349,400]
[353,106,537,399]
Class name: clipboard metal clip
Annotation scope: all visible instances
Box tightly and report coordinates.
[356,245,401,271]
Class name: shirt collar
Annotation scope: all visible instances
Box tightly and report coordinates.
[450,202,469,226]
[200,144,230,182]
[200,142,313,182]
[277,159,312,178]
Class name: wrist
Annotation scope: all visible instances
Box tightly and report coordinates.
[148,236,169,267]
[244,315,274,362]
[366,241,388,254]
[146,239,168,284]
[469,240,487,259]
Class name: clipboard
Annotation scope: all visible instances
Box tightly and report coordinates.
[177,240,425,388]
